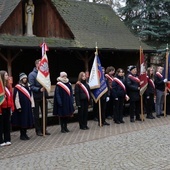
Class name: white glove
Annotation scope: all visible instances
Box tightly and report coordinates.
[163,79,167,83]
[106,97,110,102]
[115,98,118,101]
[147,96,150,99]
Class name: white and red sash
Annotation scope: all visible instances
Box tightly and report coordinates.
[128,74,140,83]
[156,72,163,79]
[15,84,31,101]
[105,74,114,82]
[57,82,70,96]
[5,87,10,97]
[77,82,90,100]
[113,77,126,92]
[148,78,155,89]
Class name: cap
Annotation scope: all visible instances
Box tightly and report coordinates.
[129,65,136,71]
[60,71,67,77]
[19,73,27,81]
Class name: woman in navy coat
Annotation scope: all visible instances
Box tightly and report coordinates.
[53,72,74,133]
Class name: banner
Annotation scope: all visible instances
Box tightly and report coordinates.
[88,55,100,89]
[89,55,108,103]
[0,76,5,105]
[36,42,51,93]
[163,52,170,89]
[139,48,148,95]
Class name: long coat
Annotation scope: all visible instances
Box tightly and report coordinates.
[53,82,74,117]
[11,84,34,128]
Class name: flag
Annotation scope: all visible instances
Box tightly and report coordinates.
[139,47,148,95]
[36,42,51,93]
[0,76,5,105]
[89,54,108,103]
[88,55,100,89]
[163,52,170,89]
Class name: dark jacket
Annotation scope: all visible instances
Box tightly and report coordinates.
[74,81,91,106]
[28,68,48,99]
[53,82,74,117]
[144,77,155,96]
[126,73,140,101]
[154,73,165,91]
[112,76,126,99]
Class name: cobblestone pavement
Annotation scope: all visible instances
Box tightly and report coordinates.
[1,114,170,170]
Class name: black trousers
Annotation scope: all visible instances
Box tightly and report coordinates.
[145,93,154,116]
[114,97,124,122]
[33,99,48,133]
[106,96,114,118]
[129,100,140,120]
[0,108,11,144]
[78,100,88,128]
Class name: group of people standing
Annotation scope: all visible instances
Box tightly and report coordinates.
[0,60,169,147]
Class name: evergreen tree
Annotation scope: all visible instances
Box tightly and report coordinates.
[119,0,170,49]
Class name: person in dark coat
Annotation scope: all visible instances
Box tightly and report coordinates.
[105,66,115,119]
[75,72,91,130]
[112,68,129,124]
[28,59,50,136]
[12,73,34,140]
[126,66,141,122]
[144,67,155,119]
[166,82,170,115]
[53,72,74,133]
[154,66,167,118]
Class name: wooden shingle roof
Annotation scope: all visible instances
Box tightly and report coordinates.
[0,0,153,51]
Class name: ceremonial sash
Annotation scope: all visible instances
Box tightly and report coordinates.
[77,82,90,100]
[148,79,155,89]
[15,84,31,101]
[113,77,126,92]
[5,87,10,97]
[156,72,163,78]
[57,82,70,96]
[105,74,114,82]
[128,75,140,83]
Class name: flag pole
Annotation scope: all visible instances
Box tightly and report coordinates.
[95,43,102,127]
[42,42,46,137]
[164,44,169,117]
[140,46,145,121]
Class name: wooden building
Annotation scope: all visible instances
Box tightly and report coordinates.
[0,0,154,85]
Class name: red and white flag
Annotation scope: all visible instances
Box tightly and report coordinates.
[139,47,147,95]
[36,42,51,93]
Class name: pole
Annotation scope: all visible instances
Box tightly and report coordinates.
[98,99,102,127]
[140,46,145,121]
[43,91,46,136]
[164,44,169,117]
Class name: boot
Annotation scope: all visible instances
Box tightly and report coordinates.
[20,129,27,140]
[146,113,153,119]
[24,129,30,140]
[61,124,66,133]
[64,123,70,132]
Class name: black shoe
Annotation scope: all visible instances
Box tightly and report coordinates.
[45,131,51,135]
[36,132,43,136]
[151,115,155,119]
[160,113,164,116]
[136,118,142,121]
[120,120,125,123]
[85,126,89,130]
[156,115,160,118]
[130,119,135,123]
[61,129,66,133]
[146,115,153,119]
[103,121,110,125]
[20,136,27,140]
[24,134,30,140]
[64,128,70,132]
[115,121,120,124]
[80,127,86,130]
